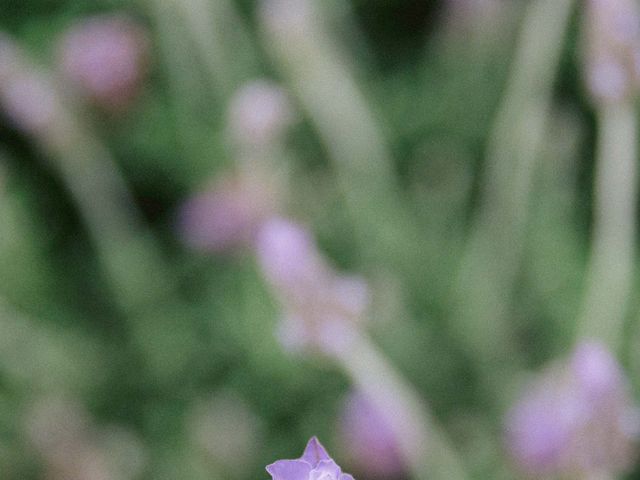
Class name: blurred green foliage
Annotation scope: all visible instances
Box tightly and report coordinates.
[1,0,637,479]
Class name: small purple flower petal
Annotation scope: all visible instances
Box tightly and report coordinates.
[309,460,342,480]
[301,436,332,466]
[267,460,313,480]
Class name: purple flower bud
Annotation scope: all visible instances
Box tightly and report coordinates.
[266,437,355,480]
[338,391,404,479]
[227,80,295,148]
[255,218,326,294]
[256,218,369,355]
[178,173,277,253]
[58,14,149,112]
[583,0,640,103]
[571,341,623,400]
[505,341,638,476]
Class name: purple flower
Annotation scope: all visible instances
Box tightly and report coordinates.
[227,80,295,148]
[267,437,354,480]
[505,341,639,476]
[582,0,640,103]
[57,14,149,111]
[255,218,369,355]
[338,391,404,478]
[178,172,278,253]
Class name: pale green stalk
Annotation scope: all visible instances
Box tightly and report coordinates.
[452,0,575,370]
[336,329,469,480]
[0,37,172,315]
[173,0,257,98]
[259,0,418,267]
[578,103,637,350]
[148,0,212,166]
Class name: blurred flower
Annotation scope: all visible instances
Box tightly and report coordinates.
[228,80,295,149]
[256,217,369,355]
[25,396,114,480]
[178,171,279,253]
[583,0,640,103]
[338,390,405,479]
[266,436,354,480]
[505,341,639,477]
[57,14,149,112]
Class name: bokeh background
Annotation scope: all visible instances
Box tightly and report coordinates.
[1,0,640,479]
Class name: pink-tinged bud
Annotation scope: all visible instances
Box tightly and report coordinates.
[228,80,295,148]
[583,0,640,103]
[178,173,278,253]
[255,217,326,294]
[505,341,638,477]
[58,14,149,112]
[256,218,369,355]
[338,391,405,479]
[571,341,623,401]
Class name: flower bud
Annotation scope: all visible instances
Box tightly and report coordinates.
[58,14,149,112]
[338,390,405,479]
[583,0,640,104]
[505,341,638,477]
[178,172,278,253]
[256,218,369,355]
[227,80,295,148]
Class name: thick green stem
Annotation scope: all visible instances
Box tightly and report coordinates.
[336,329,469,480]
[452,0,575,374]
[259,1,419,269]
[578,103,637,350]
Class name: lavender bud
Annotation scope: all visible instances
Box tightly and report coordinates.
[266,437,355,480]
[338,391,405,479]
[178,173,277,253]
[256,218,369,356]
[255,217,326,294]
[57,14,149,112]
[583,0,640,103]
[505,341,638,477]
[228,80,295,148]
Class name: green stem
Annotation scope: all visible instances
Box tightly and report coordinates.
[259,1,418,268]
[578,102,637,350]
[0,37,173,315]
[336,329,469,480]
[452,0,575,373]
